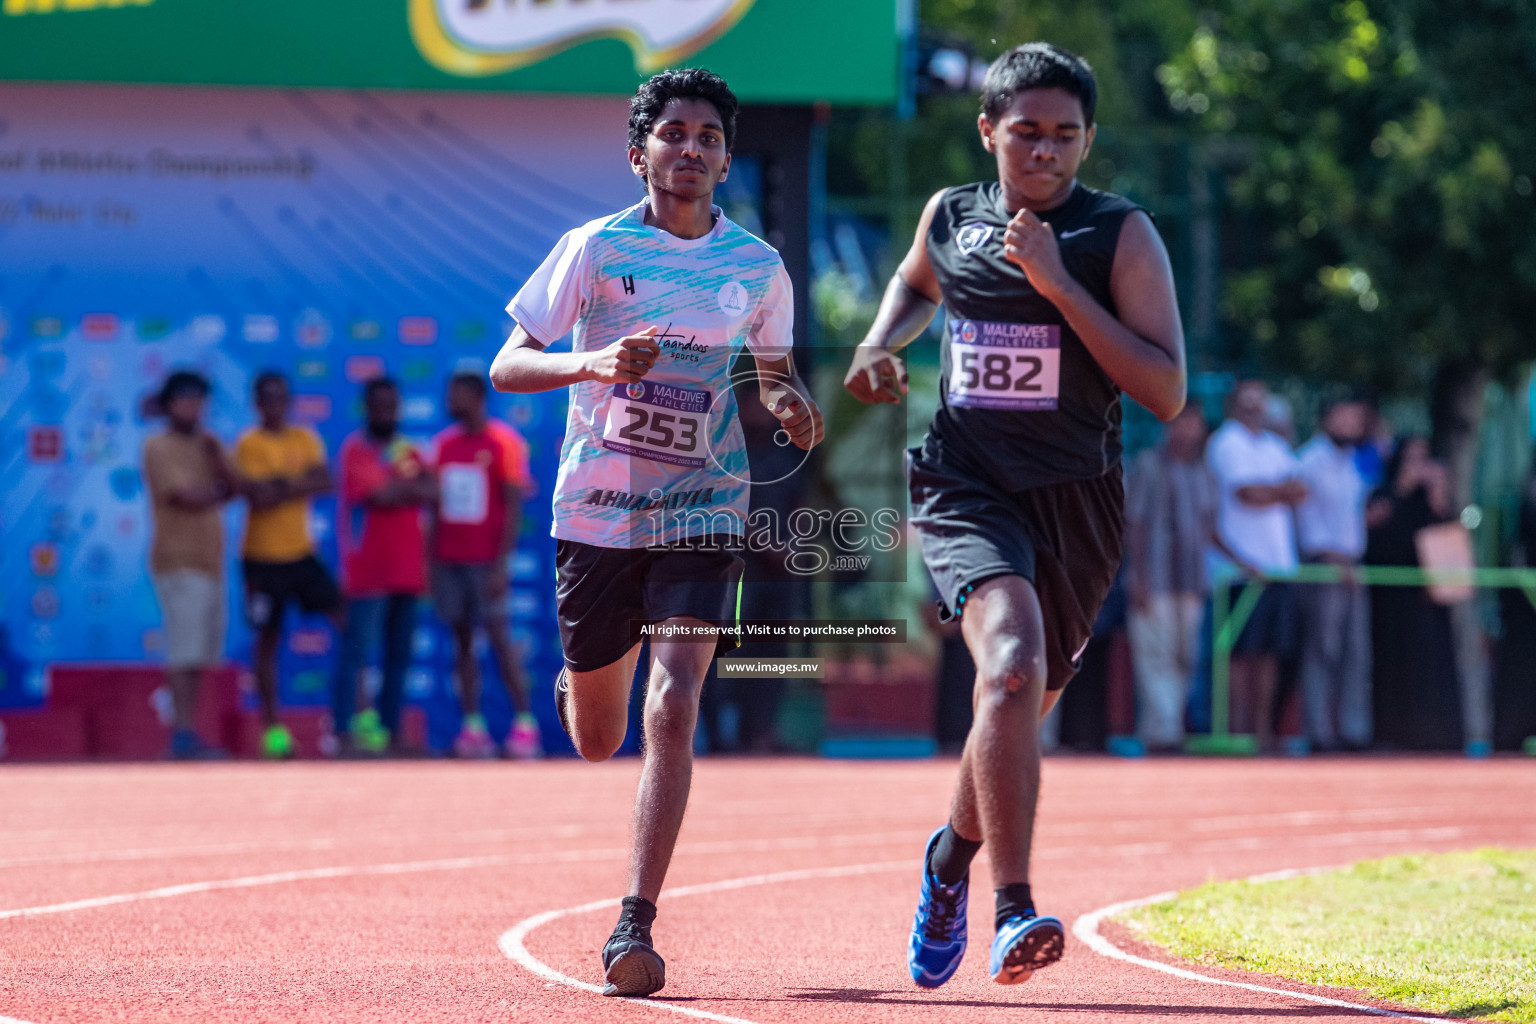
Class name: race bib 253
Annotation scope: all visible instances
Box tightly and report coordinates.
[601,381,710,468]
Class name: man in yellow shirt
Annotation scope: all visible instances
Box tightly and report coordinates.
[236,371,344,758]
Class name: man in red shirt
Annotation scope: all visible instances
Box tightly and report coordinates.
[430,372,541,759]
[333,377,436,754]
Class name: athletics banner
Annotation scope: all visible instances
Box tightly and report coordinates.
[0,0,901,104]
[0,83,660,750]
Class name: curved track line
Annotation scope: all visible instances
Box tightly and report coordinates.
[499,860,912,1024]
[1071,876,1446,1022]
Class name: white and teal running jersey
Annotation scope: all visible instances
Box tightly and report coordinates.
[508,200,793,549]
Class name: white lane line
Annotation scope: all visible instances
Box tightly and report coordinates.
[0,1015,42,1024]
[1072,872,1447,1022]
[499,860,912,1024]
[0,832,922,923]
[0,824,598,871]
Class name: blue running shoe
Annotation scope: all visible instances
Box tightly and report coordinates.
[989,913,1065,985]
[907,827,969,988]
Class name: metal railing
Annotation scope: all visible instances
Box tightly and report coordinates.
[1187,564,1536,756]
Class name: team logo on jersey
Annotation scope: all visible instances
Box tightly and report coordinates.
[717,280,749,317]
[626,381,646,400]
[959,321,979,345]
[411,0,756,77]
[956,222,993,256]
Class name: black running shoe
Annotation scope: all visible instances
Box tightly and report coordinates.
[554,667,572,741]
[602,920,665,997]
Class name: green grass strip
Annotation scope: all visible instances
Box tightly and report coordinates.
[1121,848,1536,1022]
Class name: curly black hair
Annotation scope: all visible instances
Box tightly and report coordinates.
[159,369,210,410]
[627,67,739,154]
[981,43,1097,125]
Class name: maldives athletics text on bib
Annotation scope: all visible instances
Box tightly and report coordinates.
[946,319,1061,411]
[601,380,711,468]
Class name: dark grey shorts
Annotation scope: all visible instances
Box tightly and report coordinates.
[907,441,1124,691]
[430,561,504,628]
[554,537,744,673]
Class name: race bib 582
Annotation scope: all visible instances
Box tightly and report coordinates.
[601,381,710,468]
[946,320,1061,411]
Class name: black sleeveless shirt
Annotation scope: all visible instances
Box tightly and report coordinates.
[924,181,1145,493]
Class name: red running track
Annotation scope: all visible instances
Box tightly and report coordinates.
[1,756,1532,1023]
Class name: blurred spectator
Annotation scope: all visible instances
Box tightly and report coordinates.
[1354,402,1392,489]
[334,378,436,754]
[430,372,541,759]
[1493,453,1536,748]
[1125,402,1215,751]
[1206,379,1307,750]
[1296,397,1372,751]
[235,372,343,760]
[1365,436,1462,749]
[142,371,237,759]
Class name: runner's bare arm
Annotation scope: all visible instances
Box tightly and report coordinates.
[1004,208,1186,421]
[754,353,823,451]
[844,190,947,405]
[490,324,660,393]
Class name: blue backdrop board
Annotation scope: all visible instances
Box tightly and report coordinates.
[0,83,691,749]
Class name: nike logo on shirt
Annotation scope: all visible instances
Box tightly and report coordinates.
[1058,226,1095,239]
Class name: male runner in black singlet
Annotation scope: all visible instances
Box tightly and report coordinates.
[845,43,1187,987]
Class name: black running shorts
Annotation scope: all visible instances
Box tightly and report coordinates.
[555,537,744,673]
[243,555,342,629]
[907,441,1124,691]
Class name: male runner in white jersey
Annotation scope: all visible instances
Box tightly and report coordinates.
[846,44,1186,987]
[490,68,821,997]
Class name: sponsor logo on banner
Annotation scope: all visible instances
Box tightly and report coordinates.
[27,426,63,463]
[296,359,329,380]
[30,315,64,339]
[349,319,382,342]
[81,313,119,341]
[295,309,331,348]
[399,316,437,345]
[136,315,172,341]
[402,396,437,424]
[292,394,332,424]
[243,314,280,344]
[345,355,386,383]
[188,315,226,343]
[31,586,60,620]
[30,543,59,578]
[410,0,756,76]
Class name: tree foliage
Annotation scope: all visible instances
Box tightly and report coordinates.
[1160,0,1536,394]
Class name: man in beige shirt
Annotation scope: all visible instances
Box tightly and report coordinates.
[142,370,239,759]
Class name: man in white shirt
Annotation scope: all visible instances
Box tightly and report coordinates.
[1296,397,1372,750]
[489,68,821,998]
[1206,379,1306,748]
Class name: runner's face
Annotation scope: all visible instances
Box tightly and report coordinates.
[256,380,289,425]
[366,388,399,434]
[166,392,203,431]
[446,381,481,422]
[632,97,731,200]
[980,87,1094,206]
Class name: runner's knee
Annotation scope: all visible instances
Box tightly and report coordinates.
[974,639,1046,707]
[571,703,627,762]
[644,678,700,746]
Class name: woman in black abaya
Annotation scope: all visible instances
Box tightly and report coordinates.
[1364,437,1463,750]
